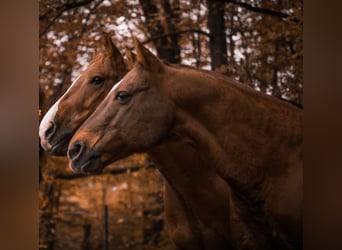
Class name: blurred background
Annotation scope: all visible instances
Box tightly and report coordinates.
[39,0,302,249]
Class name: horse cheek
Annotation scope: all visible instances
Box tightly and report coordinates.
[151,101,174,144]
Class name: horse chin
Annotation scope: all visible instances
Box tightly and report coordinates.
[71,156,103,175]
[46,132,73,156]
[40,140,52,152]
[48,144,68,156]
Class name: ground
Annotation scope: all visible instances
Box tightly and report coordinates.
[39,153,173,250]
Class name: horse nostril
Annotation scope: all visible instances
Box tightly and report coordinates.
[45,121,56,140]
[68,142,85,161]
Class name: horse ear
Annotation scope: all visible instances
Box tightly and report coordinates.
[125,47,136,69]
[101,32,122,58]
[134,37,163,71]
[100,32,128,75]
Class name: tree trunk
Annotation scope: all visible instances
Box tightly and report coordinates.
[208,0,228,71]
[139,0,181,63]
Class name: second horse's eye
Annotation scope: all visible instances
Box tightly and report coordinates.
[115,91,132,104]
[90,76,104,85]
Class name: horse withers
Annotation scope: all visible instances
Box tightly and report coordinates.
[39,32,128,155]
[68,39,302,249]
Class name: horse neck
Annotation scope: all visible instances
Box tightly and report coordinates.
[148,137,235,239]
[164,66,302,186]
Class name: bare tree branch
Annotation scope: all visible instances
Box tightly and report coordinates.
[40,6,66,37]
[52,165,147,180]
[141,29,211,45]
[40,0,95,20]
[80,0,105,34]
[39,0,96,37]
[223,0,301,23]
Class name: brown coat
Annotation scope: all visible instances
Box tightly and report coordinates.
[68,39,302,249]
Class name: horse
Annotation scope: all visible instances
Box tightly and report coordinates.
[67,38,302,249]
[39,32,129,156]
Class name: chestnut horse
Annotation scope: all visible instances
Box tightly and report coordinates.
[68,39,302,249]
[39,33,129,155]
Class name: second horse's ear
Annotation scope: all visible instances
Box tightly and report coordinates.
[125,47,136,69]
[134,37,163,72]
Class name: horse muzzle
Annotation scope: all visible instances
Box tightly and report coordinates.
[68,142,103,174]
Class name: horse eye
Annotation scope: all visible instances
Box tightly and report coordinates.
[90,76,104,85]
[115,91,132,104]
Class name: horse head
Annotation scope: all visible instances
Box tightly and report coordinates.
[39,32,128,155]
[68,38,175,174]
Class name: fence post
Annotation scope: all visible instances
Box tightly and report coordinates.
[104,205,109,250]
[81,223,91,250]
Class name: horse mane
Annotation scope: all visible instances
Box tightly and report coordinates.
[167,63,302,110]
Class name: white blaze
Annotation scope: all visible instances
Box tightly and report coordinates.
[109,78,123,94]
[39,75,81,148]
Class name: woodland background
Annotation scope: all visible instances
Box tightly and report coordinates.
[39,0,302,249]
